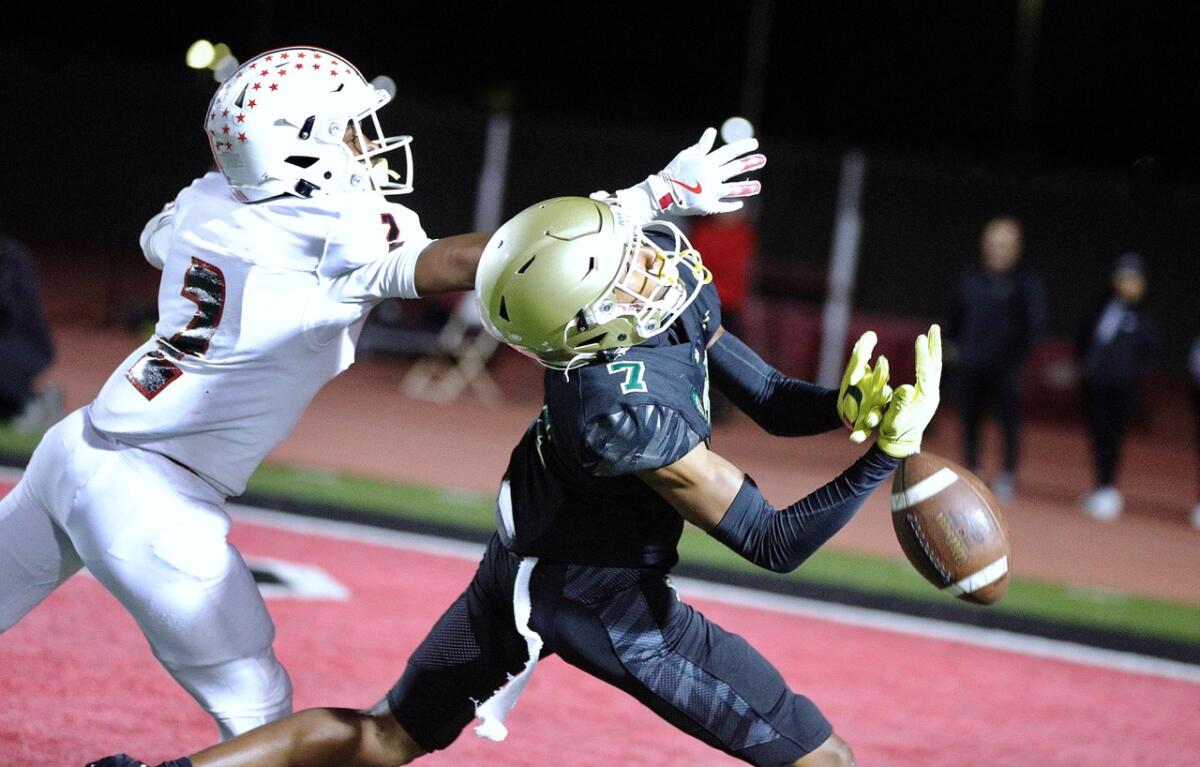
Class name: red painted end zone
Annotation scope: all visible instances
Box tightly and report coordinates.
[1,481,1197,766]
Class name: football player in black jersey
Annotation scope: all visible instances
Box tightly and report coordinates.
[89,195,940,767]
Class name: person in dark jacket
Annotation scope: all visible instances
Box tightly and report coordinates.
[946,216,1046,502]
[1077,252,1158,521]
[1190,335,1200,529]
[0,228,60,431]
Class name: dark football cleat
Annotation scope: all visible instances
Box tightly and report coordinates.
[85,754,148,767]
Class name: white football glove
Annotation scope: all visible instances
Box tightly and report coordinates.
[597,127,766,224]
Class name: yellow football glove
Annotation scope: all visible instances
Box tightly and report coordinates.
[838,331,893,443]
[878,324,942,458]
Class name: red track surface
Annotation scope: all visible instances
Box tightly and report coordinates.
[2,483,1197,766]
[31,326,1200,606]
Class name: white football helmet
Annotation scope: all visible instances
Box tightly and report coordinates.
[205,46,413,202]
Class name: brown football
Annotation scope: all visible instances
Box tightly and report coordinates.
[890,452,1011,605]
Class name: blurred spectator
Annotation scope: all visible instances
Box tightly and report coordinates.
[0,228,62,433]
[945,216,1045,502]
[1076,252,1157,521]
[1190,335,1200,528]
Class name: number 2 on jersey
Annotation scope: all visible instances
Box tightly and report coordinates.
[169,258,227,356]
[126,257,227,400]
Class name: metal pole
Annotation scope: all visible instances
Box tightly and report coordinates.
[816,150,867,388]
[472,111,513,232]
[457,110,514,324]
[740,0,773,126]
[1011,0,1043,126]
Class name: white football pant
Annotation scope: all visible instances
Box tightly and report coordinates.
[0,408,292,738]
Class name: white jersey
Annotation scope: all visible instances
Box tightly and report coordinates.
[88,172,432,495]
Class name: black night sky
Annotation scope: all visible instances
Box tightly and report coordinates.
[8,0,1200,179]
[4,1,1199,361]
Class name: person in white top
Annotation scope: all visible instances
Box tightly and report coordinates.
[0,45,767,742]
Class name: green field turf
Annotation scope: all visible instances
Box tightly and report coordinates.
[3,425,1198,646]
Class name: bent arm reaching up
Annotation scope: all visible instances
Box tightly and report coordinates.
[707,327,842,437]
[707,327,894,442]
[393,127,769,297]
[641,325,941,574]
[639,441,898,573]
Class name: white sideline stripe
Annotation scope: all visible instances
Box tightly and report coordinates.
[671,577,1200,684]
[943,556,1009,596]
[891,467,958,511]
[226,504,1200,685]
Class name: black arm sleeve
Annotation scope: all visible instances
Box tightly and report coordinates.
[708,445,899,573]
[707,330,842,437]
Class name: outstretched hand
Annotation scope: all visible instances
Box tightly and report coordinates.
[838,331,893,443]
[878,324,942,458]
[651,127,767,215]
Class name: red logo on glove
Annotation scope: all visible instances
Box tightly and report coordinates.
[668,177,703,194]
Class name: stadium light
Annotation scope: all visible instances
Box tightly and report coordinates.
[187,40,239,83]
[213,55,239,83]
[720,116,755,143]
[371,75,397,99]
[186,40,215,70]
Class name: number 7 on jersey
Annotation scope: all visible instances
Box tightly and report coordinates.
[606,361,648,394]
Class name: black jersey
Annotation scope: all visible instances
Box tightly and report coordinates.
[499,276,722,569]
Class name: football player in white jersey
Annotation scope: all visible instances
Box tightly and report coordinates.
[0,46,767,741]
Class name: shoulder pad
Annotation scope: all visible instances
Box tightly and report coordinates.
[320,202,391,277]
[583,404,702,477]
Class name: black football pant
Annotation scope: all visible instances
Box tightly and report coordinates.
[1081,382,1138,487]
[388,535,832,765]
[958,367,1021,473]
